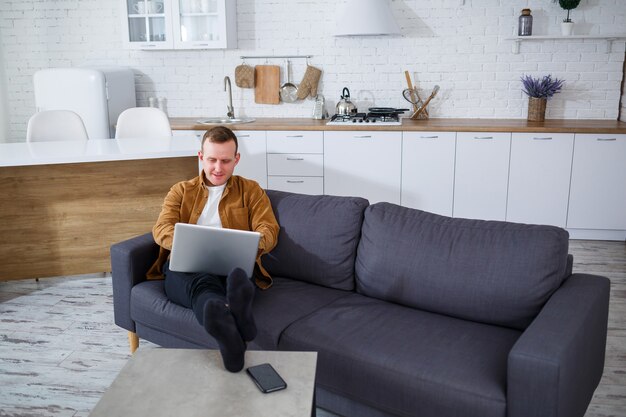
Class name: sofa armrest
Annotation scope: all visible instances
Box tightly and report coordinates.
[110,233,160,332]
[507,273,610,417]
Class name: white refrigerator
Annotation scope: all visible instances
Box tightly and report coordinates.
[33,66,136,139]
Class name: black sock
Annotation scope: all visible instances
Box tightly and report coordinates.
[226,268,257,342]
[203,299,246,372]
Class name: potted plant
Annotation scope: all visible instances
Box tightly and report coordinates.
[521,74,564,122]
[559,0,581,35]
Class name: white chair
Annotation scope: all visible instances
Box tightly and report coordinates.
[26,110,89,142]
[115,107,172,139]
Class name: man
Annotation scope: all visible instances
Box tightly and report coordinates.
[146,126,279,372]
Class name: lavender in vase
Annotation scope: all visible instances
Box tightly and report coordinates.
[521,74,565,121]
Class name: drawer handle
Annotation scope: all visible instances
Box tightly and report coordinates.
[141,44,158,48]
[286,157,304,161]
[286,135,304,138]
[237,135,250,138]
[533,137,553,140]
[420,135,439,139]
[597,138,617,141]
[286,180,304,183]
[354,135,372,138]
[473,136,493,140]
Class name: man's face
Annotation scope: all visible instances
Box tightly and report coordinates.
[198,140,240,186]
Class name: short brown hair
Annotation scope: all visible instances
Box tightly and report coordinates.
[201,126,238,154]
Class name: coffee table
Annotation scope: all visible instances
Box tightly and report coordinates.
[89,348,318,417]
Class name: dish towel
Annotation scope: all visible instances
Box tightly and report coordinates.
[235,64,255,88]
[296,65,322,99]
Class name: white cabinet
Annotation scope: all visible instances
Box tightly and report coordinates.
[171,0,237,49]
[121,0,173,49]
[401,131,456,216]
[172,129,267,187]
[324,131,402,204]
[266,131,323,195]
[506,133,574,227]
[453,132,511,221]
[234,131,267,189]
[567,134,626,230]
[121,0,236,50]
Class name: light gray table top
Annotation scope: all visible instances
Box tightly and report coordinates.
[89,348,318,417]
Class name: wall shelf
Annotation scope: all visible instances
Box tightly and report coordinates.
[506,34,626,54]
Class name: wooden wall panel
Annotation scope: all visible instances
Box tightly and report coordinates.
[0,157,198,281]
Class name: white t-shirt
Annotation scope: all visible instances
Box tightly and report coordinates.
[197,184,226,228]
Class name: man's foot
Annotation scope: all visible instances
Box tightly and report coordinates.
[203,300,245,372]
[226,268,257,342]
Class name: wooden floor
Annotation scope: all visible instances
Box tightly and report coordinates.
[0,240,624,417]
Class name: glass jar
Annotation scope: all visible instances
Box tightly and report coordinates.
[518,9,533,36]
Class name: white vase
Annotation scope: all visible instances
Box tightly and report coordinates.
[561,21,574,36]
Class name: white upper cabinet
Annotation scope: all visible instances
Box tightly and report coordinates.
[122,0,174,49]
[401,131,456,216]
[453,132,511,221]
[324,131,402,205]
[506,133,574,227]
[171,0,237,49]
[121,0,236,50]
[567,134,626,230]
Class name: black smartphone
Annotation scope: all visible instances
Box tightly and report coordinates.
[246,363,287,393]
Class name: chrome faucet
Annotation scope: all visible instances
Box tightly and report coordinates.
[224,76,234,119]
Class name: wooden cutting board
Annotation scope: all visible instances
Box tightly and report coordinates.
[254,65,280,104]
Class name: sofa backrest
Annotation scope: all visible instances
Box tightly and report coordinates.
[263,190,369,290]
[355,203,571,330]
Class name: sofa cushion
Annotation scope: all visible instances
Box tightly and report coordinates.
[263,190,369,290]
[252,276,352,348]
[355,203,570,329]
[131,281,217,348]
[131,277,351,350]
[279,294,520,417]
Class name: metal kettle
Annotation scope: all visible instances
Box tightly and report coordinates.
[335,87,357,116]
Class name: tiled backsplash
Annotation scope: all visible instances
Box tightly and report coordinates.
[1,0,625,141]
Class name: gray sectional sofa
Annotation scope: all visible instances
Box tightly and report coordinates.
[111,189,610,417]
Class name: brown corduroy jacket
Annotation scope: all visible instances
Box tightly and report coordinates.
[146,173,280,289]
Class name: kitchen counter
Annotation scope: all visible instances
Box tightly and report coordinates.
[170,117,626,134]
[0,136,200,167]
[0,137,199,281]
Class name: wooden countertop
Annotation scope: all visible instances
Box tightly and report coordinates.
[170,117,626,134]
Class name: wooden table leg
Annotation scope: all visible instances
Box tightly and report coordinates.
[128,331,139,354]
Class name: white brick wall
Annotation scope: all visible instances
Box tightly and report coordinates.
[1,0,625,141]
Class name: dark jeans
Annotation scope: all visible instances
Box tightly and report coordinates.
[163,260,228,326]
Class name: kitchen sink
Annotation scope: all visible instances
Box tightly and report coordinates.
[196,117,255,124]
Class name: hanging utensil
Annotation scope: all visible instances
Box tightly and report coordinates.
[279,60,298,103]
[254,65,280,104]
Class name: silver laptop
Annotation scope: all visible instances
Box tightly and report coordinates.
[168,223,261,277]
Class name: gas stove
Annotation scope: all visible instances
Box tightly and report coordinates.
[326,113,403,126]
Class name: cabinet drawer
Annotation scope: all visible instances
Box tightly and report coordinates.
[267,131,323,153]
[267,154,323,176]
[268,176,323,195]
